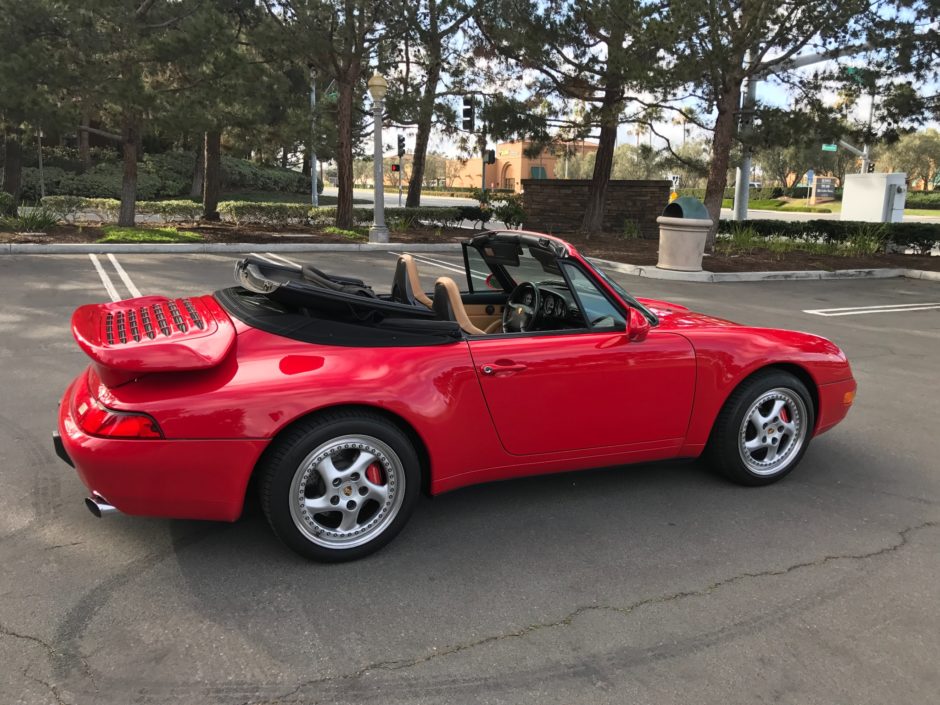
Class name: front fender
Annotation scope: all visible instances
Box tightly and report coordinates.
[678,327,853,453]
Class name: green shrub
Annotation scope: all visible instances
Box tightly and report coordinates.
[455,205,490,224]
[489,193,526,229]
[218,200,309,225]
[40,195,86,222]
[717,218,940,255]
[1,206,59,232]
[0,191,15,216]
[136,199,202,221]
[903,192,940,210]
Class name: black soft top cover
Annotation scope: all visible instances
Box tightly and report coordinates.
[219,256,462,347]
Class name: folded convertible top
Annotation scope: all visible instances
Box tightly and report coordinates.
[235,255,438,322]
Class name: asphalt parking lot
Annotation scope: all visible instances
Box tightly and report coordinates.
[1,250,938,705]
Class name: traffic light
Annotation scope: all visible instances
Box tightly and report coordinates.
[462,96,475,132]
[867,161,875,173]
[397,135,405,157]
[390,163,400,172]
[485,149,496,165]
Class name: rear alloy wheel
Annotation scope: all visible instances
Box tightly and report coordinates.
[260,412,420,561]
[706,371,815,486]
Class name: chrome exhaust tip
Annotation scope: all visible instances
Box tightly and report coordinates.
[85,494,119,518]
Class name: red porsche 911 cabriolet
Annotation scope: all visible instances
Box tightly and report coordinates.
[55,231,856,561]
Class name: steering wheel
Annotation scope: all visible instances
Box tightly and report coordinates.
[503,282,540,333]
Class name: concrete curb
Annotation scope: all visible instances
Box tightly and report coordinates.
[589,258,940,283]
[1,241,464,255]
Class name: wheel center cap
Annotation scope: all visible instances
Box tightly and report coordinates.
[342,485,353,497]
[768,428,775,435]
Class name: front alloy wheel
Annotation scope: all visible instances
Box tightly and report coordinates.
[707,370,815,486]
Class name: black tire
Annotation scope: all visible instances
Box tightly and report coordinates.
[259,410,421,561]
[705,370,815,486]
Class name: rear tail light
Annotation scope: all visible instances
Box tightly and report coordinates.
[72,378,163,439]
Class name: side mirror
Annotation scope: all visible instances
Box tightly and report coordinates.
[485,273,500,291]
[628,308,650,342]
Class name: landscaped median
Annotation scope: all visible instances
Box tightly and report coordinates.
[0,198,492,246]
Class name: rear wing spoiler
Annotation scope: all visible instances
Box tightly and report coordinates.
[71,294,236,385]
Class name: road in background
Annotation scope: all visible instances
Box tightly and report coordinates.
[1,251,938,705]
[323,187,940,223]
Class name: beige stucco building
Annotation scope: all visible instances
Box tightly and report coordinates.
[446,140,598,193]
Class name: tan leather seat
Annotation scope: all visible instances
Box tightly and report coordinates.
[432,277,487,336]
[391,254,433,309]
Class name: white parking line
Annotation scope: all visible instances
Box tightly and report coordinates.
[803,302,940,316]
[106,254,142,298]
[388,251,488,281]
[88,254,120,302]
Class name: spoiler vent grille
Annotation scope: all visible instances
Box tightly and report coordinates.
[99,298,212,347]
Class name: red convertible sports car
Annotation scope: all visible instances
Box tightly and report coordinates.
[55,231,856,561]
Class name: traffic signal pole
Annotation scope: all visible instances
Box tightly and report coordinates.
[731,42,875,220]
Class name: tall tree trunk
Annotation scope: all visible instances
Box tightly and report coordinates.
[703,83,742,248]
[406,62,442,208]
[79,112,91,172]
[334,78,356,228]
[580,118,617,234]
[203,130,222,221]
[118,120,138,227]
[190,143,205,199]
[280,145,289,169]
[1,130,22,214]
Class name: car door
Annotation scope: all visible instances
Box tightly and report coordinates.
[468,329,695,455]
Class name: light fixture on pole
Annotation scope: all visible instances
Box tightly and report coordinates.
[367,72,389,243]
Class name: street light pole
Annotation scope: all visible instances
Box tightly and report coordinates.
[733,52,756,221]
[309,68,318,208]
[367,72,389,244]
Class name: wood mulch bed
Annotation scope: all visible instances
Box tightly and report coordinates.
[3,223,939,273]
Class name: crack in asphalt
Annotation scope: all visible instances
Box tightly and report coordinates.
[0,622,98,696]
[22,665,70,705]
[245,519,939,705]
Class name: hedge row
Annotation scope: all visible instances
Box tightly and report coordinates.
[39,196,488,228]
[21,152,314,201]
[42,196,202,221]
[903,192,940,210]
[719,218,939,254]
[681,186,812,201]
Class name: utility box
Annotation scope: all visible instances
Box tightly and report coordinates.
[841,173,907,223]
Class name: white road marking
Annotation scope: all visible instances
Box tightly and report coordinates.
[388,251,488,282]
[106,254,142,299]
[88,254,121,302]
[264,252,302,267]
[803,302,940,316]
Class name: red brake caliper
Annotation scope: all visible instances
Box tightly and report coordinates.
[780,406,790,423]
[366,461,385,485]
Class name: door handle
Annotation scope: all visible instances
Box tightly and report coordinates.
[480,362,528,375]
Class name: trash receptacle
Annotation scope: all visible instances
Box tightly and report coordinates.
[656,196,713,272]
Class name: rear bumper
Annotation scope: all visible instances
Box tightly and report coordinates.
[815,377,857,436]
[56,374,269,522]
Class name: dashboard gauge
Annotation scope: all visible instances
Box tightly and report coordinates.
[557,300,566,317]
[544,297,555,315]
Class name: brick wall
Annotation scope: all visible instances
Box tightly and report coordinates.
[521,179,670,238]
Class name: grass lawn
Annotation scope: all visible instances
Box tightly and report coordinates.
[720,197,832,213]
[98,226,204,243]
[904,208,940,217]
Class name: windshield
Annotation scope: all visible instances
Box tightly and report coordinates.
[583,259,658,325]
